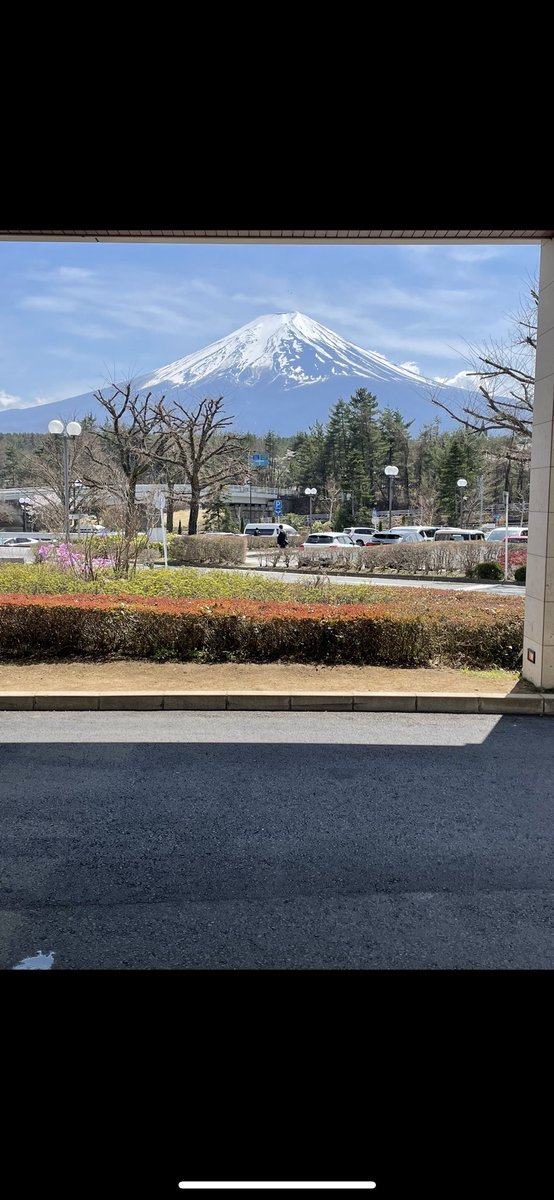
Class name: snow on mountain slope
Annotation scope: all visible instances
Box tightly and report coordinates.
[0,312,462,434]
[139,312,434,392]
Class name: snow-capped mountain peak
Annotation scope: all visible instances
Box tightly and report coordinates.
[0,311,456,435]
[138,312,432,393]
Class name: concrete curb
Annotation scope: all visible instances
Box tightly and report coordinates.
[0,691,548,714]
[157,561,524,587]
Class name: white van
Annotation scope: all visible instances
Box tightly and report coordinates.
[243,522,298,537]
[388,525,438,540]
[434,527,486,541]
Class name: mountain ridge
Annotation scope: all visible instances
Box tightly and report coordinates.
[0,311,463,434]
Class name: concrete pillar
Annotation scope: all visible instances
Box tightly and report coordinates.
[523,238,554,687]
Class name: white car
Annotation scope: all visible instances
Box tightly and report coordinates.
[486,526,528,541]
[368,530,425,545]
[0,535,40,546]
[343,526,377,545]
[244,523,298,537]
[300,532,355,548]
[387,525,438,540]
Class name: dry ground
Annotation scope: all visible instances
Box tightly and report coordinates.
[0,661,527,694]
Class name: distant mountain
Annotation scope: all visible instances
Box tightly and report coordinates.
[0,312,467,434]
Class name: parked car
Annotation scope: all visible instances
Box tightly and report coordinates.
[0,535,40,546]
[434,528,486,541]
[243,522,298,537]
[299,533,355,549]
[342,526,377,545]
[388,525,438,540]
[73,525,108,536]
[486,526,528,541]
[368,530,425,545]
[501,535,528,544]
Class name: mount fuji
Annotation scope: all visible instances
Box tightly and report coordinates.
[0,312,466,434]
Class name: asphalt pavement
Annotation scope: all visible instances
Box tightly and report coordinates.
[1,711,552,969]
[194,558,524,595]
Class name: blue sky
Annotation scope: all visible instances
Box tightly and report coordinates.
[0,240,539,410]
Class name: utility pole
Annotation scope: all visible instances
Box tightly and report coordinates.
[479,476,484,527]
[504,490,509,581]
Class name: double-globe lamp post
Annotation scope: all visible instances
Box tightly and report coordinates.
[48,419,82,544]
[384,465,398,531]
[304,487,317,528]
[457,477,467,526]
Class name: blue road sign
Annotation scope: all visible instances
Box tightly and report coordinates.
[251,453,269,467]
[273,499,282,514]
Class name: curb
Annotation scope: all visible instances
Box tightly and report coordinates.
[154,563,524,586]
[0,691,548,714]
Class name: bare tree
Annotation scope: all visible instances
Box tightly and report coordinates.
[88,382,171,535]
[157,396,244,535]
[322,477,343,527]
[415,482,441,524]
[431,283,537,437]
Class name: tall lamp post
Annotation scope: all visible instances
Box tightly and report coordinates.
[457,477,467,526]
[304,486,317,528]
[384,465,398,531]
[18,496,33,533]
[48,419,82,543]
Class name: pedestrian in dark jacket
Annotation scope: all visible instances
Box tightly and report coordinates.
[276,524,288,548]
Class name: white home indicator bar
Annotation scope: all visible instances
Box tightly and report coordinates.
[178,1186,376,1191]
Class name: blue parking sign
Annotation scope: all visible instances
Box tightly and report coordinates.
[273,499,282,514]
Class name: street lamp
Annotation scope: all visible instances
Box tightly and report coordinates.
[48,419,82,543]
[18,496,33,533]
[304,486,317,528]
[384,465,399,530]
[457,478,467,526]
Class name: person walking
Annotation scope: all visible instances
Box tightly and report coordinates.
[276,523,288,563]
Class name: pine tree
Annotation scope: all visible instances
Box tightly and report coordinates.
[347,388,383,499]
[326,400,352,488]
[204,486,235,532]
[263,431,278,485]
[437,431,484,525]
[377,408,414,512]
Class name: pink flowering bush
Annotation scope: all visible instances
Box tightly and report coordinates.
[37,542,114,578]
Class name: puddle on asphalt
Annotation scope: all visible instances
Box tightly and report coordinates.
[12,950,55,970]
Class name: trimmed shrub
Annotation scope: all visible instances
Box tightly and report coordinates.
[247,535,301,550]
[295,540,510,576]
[0,591,524,669]
[169,535,247,566]
[475,560,504,580]
[514,565,526,583]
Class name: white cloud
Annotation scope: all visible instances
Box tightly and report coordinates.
[0,389,25,410]
[447,247,511,263]
[57,267,95,281]
[20,295,77,313]
[399,361,422,374]
[60,321,117,340]
[434,369,478,391]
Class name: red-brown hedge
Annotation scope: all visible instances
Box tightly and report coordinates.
[0,591,524,668]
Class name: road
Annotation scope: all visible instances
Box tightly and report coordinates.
[243,559,524,594]
[154,557,524,594]
[1,711,552,970]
